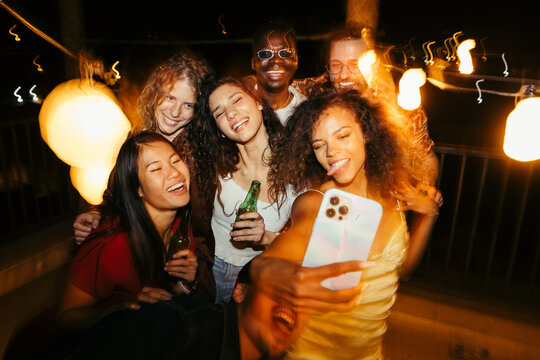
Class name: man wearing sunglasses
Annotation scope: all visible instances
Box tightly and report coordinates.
[245,20,306,125]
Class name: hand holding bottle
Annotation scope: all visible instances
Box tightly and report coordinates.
[164,249,198,283]
[230,211,266,244]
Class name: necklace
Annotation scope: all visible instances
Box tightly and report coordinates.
[276,90,293,110]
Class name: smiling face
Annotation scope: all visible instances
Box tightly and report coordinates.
[328,39,369,93]
[137,141,190,219]
[239,289,307,359]
[311,105,367,186]
[154,79,197,141]
[209,83,265,144]
[251,31,298,93]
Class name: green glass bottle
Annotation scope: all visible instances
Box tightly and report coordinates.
[235,180,261,223]
[166,207,192,261]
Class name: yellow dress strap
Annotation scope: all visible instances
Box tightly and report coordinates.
[303,189,325,196]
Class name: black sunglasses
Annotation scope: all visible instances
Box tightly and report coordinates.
[256,48,295,61]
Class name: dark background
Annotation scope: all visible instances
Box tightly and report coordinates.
[1,0,539,150]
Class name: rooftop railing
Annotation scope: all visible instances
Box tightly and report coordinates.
[1,117,538,304]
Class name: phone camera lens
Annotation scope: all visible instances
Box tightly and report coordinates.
[330,196,340,205]
[326,208,336,218]
[338,206,349,215]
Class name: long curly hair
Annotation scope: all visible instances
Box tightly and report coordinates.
[269,89,408,201]
[189,76,285,212]
[135,49,212,134]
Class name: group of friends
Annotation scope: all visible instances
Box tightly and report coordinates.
[21,19,443,360]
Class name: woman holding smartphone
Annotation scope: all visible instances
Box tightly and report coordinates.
[256,89,441,359]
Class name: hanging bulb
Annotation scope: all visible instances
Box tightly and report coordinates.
[357,50,377,87]
[457,39,476,74]
[397,68,426,110]
[503,87,540,162]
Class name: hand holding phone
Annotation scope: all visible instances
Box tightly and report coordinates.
[302,189,383,290]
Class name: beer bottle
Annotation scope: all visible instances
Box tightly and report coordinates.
[235,180,261,223]
[231,180,261,250]
[166,206,192,261]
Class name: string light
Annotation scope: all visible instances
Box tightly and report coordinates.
[111,60,121,79]
[29,84,39,102]
[475,79,485,104]
[503,86,540,162]
[33,55,43,72]
[218,15,227,35]
[457,39,476,74]
[397,68,426,110]
[13,86,23,102]
[9,24,20,41]
[501,53,509,77]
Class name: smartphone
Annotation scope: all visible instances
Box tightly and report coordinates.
[301,188,383,290]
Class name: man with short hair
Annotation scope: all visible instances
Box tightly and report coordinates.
[245,19,306,125]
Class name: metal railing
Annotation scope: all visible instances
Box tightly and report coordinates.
[1,117,538,303]
[412,144,539,303]
[0,114,76,243]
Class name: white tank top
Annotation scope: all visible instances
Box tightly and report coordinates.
[212,174,298,266]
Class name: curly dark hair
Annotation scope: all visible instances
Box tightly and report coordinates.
[269,89,408,201]
[189,76,285,212]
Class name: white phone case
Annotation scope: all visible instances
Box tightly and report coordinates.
[302,188,383,290]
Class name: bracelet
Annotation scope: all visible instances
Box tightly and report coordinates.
[177,280,198,295]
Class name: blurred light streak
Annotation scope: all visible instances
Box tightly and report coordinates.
[397,68,426,110]
[422,41,435,65]
[218,15,227,34]
[33,55,43,72]
[9,24,20,41]
[502,53,509,77]
[13,86,23,102]
[112,60,121,79]
[457,39,476,74]
[29,84,39,102]
[0,1,77,59]
[475,79,485,104]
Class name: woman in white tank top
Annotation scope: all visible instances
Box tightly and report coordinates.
[190,76,300,303]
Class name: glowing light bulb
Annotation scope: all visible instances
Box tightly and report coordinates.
[397,68,426,110]
[39,79,132,204]
[357,50,377,86]
[503,97,540,162]
[457,39,476,74]
[70,165,115,205]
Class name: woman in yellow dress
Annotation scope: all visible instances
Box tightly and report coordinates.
[254,88,442,359]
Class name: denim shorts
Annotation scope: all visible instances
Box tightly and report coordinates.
[212,256,244,304]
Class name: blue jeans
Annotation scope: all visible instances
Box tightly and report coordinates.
[213,256,243,304]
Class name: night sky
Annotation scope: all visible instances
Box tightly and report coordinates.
[1,0,539,149]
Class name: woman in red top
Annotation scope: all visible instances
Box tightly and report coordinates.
[57,132,197,332]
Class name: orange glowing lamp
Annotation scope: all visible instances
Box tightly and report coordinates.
[357,50,377,87]
[503,96,540,162]
[397,68,426,110]
[39,79,131,204]
[457,39,476,74]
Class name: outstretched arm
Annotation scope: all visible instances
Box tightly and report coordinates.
[250,191,374,314]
